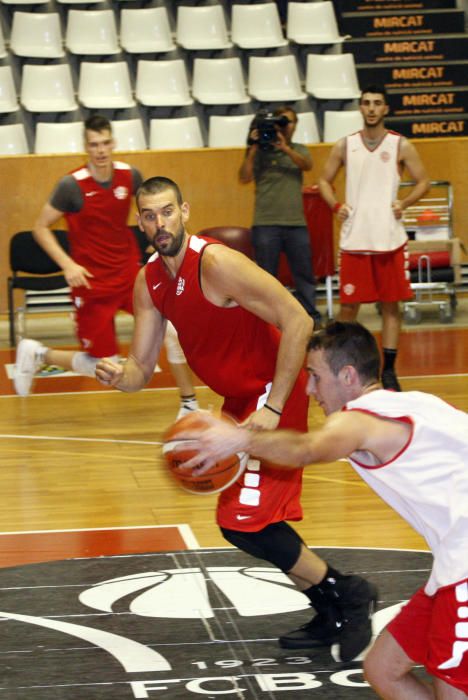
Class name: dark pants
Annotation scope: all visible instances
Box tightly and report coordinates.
[252,225,321,322]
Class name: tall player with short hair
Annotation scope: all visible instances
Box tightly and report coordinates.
[95,176,378,662]
[14,116,197,417]
[318,85,430,391]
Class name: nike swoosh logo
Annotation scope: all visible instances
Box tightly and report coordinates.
[85,191,98,197]
[236,515,251,520]
[153,282,162,290]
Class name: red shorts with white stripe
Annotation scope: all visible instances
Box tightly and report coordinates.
[387,579,468,694]
[216,371,309,532]
[339,245,413,304]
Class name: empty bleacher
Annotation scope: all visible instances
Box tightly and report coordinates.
[0,0,467,154]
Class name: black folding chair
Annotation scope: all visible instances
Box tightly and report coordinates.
[7,230,70,346]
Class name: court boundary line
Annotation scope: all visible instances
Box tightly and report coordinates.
[0,384,209,399]
[0,524,200,550]
[0,433,162,446]
[2,373,468,399]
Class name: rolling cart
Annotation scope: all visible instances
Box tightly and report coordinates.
[401,180,461,324]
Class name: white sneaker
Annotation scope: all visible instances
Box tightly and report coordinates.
[176,399,199,421]
[14,339,44,396]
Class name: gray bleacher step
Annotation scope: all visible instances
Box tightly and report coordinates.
[345,33,468,63]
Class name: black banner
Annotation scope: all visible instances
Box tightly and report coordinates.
[333,0,456,13]
[386,113,468,137]
[346,33,468,63]
[357,60,468,89]
[386,87,468,115]
[341,9,465,37]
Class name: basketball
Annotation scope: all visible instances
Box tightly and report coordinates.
[162,413,248,495]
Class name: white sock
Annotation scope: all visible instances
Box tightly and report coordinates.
[71,352,120,377]
[180,394,198,411]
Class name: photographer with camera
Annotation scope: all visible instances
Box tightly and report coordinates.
[239,106,322,327]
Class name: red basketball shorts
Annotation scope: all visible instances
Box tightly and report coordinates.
[387,579,468,694]
[339,245,413,304]
[216,372,309,532]
[72,285,134,358]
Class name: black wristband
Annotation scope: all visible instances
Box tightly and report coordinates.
[264,403,282,416]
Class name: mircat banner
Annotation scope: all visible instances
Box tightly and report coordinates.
[346,34,468,63]
[332,0,456,13]
[357,60,468,90]
[386,113,468,137]
[340,8,465,37]
[386,87,468,117]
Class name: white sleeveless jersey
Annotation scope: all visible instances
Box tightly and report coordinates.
[345,390,468,595]
[340,131,408,253]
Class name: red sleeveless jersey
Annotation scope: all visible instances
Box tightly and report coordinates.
[146,235,308,530]
[65,162,140,293]
[146,235,287,398]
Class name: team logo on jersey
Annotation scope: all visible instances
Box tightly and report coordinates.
[380,151,391,163]
[343,283,356,296]
[176,277,185,296]
[114,186,129,200]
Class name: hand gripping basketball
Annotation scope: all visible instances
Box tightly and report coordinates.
[162,412,248,495]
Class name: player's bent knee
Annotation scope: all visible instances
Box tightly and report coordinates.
[220,522,303,572]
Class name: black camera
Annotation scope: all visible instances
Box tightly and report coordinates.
[249,110,290,151]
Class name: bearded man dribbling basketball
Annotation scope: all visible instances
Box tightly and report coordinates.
[95,176,377,661]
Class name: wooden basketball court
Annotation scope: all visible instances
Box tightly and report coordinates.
[0,323,466,699]
[1,325,467,565]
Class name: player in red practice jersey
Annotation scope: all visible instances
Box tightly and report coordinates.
[14,116,197,418]
[95,176,377,661]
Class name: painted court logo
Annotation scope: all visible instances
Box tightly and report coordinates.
[0,548,431,699]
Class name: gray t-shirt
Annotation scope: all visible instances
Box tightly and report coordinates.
[50,166,142,212]
[253,143,309,227]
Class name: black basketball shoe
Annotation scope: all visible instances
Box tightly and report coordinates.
[279,606,342,649]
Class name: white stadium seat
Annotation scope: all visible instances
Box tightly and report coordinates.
[149,117,204,150]
[295,112,321,144]
[231,3,287,49]
[176,5,232,50]
[306,54,361,100]
[111,119,147,151]
[10,12,64,58]
[248,54,306,102]
[192,57,250,105]
[287,2,346,45]
[208,114,254,148]
[21,64,78,112]
[78,62,135,109]
[120,7,175,54]
[136,60,193,107]
[34,121,84,154]
[0,66,20,113]
[66,9,119,55]
[323,110,364,142]
[0,123,29,155]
